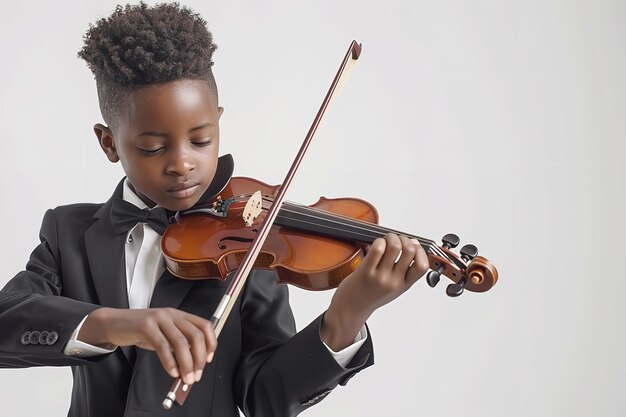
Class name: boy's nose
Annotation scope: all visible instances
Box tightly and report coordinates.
[166,149,195,176]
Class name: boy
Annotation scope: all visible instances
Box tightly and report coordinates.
[0,3,428,416]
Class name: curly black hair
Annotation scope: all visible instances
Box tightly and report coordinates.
[78,2,217,128]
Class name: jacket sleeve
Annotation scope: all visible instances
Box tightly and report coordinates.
[234,270,374,417]
[0,209,109,367]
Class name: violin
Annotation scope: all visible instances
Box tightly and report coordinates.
[160,40,498,409]
[162,166,498,295]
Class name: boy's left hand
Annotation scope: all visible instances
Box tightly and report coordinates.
[320,233,429,351]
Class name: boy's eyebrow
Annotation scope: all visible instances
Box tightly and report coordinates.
[138,123,213,137]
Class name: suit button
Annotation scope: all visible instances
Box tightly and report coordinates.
[46,331,59,345]
[29,331,41,345]
[20,332,31,345]
[38,331,50,345]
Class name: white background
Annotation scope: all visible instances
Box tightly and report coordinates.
[1,1,625,416]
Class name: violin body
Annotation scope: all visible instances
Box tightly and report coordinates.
[162,176,379,290]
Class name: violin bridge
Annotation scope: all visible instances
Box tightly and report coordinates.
[243,191,263,227]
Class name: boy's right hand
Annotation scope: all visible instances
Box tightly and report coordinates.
[78,307,216,385]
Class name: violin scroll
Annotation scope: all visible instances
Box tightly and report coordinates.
[425,233,498,297]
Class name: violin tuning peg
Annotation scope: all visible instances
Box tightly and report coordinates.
[446,278,466,297]
[460,244,478,262]
[442,233,460,249]
[426,267,443,288]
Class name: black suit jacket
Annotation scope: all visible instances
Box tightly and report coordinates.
[0,180,374,417]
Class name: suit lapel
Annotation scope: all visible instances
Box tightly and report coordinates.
[85,179,129,310]
[85,179,134,365]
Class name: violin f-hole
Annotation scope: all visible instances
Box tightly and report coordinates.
[218,236,255,250]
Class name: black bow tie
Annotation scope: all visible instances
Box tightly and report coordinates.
[110,198,173,235]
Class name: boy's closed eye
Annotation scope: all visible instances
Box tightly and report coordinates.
[137,139,214,155]
[191,139,213,148]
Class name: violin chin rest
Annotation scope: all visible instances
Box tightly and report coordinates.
[197,154,234,203]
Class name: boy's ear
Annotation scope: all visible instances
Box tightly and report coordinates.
[94,123,119,163]
[218,106,224,119]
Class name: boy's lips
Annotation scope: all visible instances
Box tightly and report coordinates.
[167,181,200,198]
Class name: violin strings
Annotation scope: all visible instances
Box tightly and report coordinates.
[249,197,450,260]
[276,201,451,260]
[229,193,452,262]
[277,203,461,267]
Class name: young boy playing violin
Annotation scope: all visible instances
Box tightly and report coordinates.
[0,3,429,416]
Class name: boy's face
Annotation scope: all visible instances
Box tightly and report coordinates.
[95,79,223,211]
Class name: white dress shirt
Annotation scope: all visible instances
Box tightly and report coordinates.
[65,179,366,367]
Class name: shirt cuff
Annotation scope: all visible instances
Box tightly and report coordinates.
[322,325,368,368]
[63,315,117,357]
